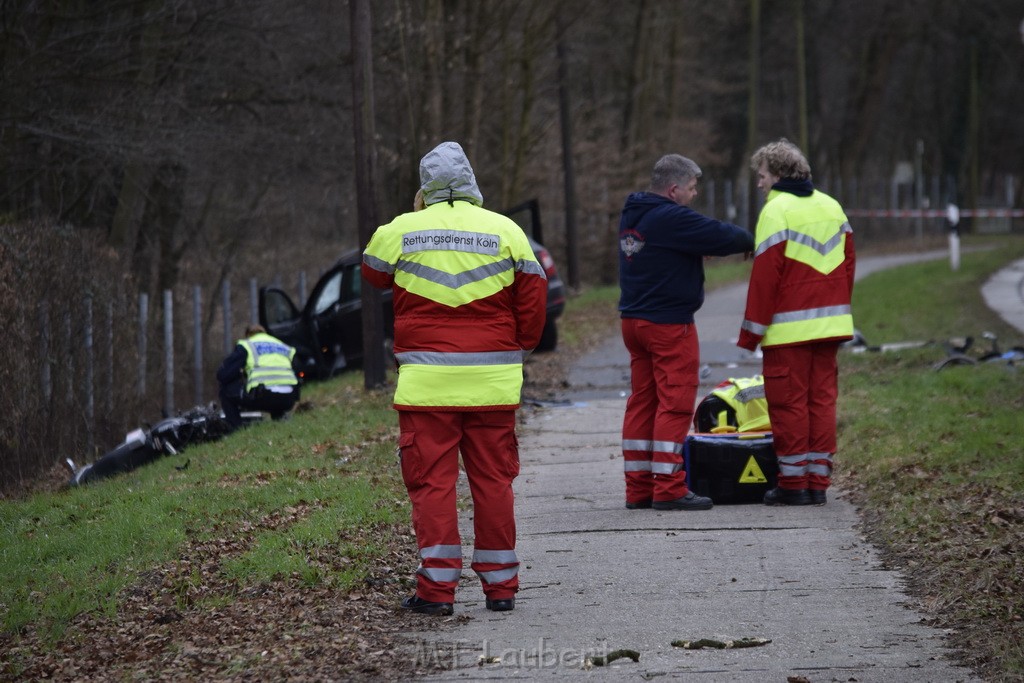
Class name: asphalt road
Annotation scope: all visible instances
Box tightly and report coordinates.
[410,249,1024,681]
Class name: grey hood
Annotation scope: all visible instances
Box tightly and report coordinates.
[419,141,484,207]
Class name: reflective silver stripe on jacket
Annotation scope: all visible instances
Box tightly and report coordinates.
[770,305,852,325]
[396,257,513,289]
[516,258,547,278]
[754,223,852,258]
[744,305,851,336]
[777,453,808,477]
[362,252,395,275]
[395,350,524,366]
[476,566,519,584]
[741,319,768,336]
[417,566,462,583]
[420,544,462,560]
[623,461,652,472]
[472,549,518,565]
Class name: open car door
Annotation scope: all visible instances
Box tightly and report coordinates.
[258,286,320,380]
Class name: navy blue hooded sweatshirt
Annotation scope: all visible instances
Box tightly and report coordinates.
[618,192,754,324]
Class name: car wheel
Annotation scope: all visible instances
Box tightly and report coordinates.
[537,319,558,352]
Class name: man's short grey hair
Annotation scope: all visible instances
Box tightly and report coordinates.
[650,154,702,193]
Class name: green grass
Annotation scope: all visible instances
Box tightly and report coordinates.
[837,235,1024,680]
[849,243,1024,346]
[704,253,754,289]
[0,375,407,641]
[4,237,1024,678]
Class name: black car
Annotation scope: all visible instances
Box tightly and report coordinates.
[259,200,566,380]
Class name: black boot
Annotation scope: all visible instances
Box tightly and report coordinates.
[486,597,515,612]
[763,487,811,506]
[400,595,453,616]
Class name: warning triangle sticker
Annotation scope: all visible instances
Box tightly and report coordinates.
[739,455,768,484]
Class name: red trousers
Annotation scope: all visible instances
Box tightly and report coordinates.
[621,318,699,504]
[761,342,840,492]
[398,410,520,604]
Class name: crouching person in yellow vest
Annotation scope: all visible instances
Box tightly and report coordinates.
[216,324,300,431]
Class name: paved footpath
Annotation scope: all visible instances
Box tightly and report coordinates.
[412,250,1024,681]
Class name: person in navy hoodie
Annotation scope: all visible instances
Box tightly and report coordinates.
[618,154,754,511]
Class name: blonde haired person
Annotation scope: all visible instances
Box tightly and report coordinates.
[738,139,856,506]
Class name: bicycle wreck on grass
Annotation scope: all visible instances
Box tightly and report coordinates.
[931,331,1024,371]
[65,403,263,487]
[843,328,1024,371]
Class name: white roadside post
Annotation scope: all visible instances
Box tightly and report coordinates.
[946,203,961,271]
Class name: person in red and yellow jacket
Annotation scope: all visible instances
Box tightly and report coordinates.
[738,139,856,507]
[362,141,547,616]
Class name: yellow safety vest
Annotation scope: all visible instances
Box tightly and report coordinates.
[711,375,771,432]
[239,333,297,393]
[754,190,853,347]
[363,201,545,409]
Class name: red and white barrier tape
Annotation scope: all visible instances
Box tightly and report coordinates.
[846,208,1024,219]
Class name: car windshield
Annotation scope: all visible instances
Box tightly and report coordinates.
[313,271,342,315]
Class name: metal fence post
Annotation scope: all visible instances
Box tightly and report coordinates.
[222,280,232,355]
[163,289,174,416]
[105,300,114,414]
[39,302,51,404]
[724,179,736,222]
[64,312,73,406]
[193,285,203,406]
[249,277,258,325]
[138,292,148,397]
[84,294,94,453]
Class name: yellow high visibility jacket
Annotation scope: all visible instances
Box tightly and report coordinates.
[239,333,297,393]
[362,200,547,410]
[738,188,856,350]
